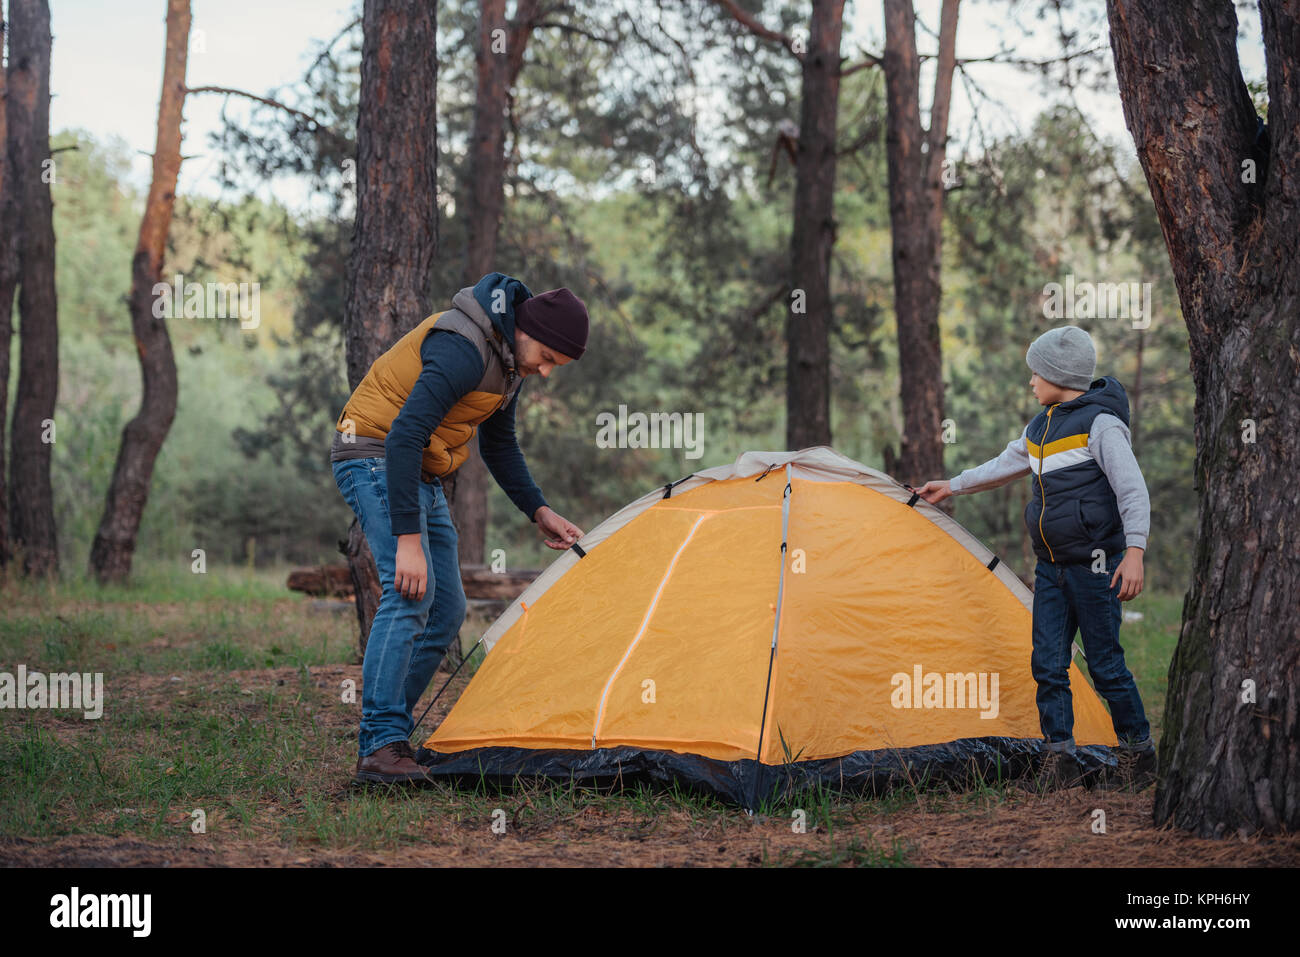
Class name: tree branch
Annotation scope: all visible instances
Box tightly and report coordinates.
[924,0,960,172]
[948,44,1109,69]
[304,15,362,82]
[839,53,882,78]
[709,0,803,60]
[185,85,337,134]
[535,19,620,46]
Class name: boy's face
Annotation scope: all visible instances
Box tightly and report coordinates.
[513,329,575,379]
[1029,371,1072,406]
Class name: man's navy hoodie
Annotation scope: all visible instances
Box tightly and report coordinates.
[383,274,548,536]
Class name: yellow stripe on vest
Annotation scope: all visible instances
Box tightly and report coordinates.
[1026,432,1088,459]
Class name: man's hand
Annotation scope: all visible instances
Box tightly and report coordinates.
[1110,547,1145,601]
[914,480,952,505]
[534,506,584,550]
[394,533,428,600]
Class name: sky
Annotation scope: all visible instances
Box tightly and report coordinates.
[49,0,359,209]
[44,0,1268,212]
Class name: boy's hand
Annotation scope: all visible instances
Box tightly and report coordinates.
[1111,547,1145,601]
[394,533,428,600]
[914,480,952,505]
[534,506,584,550]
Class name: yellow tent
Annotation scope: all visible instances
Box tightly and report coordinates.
[420,447,1119,804]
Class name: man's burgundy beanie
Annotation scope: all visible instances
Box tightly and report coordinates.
[515,288,589,359]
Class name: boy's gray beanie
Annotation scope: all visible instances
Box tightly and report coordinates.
[1026,326,1096,391]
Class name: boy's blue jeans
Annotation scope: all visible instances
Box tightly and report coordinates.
[333,456,466,757]
[1031,549,1152,752]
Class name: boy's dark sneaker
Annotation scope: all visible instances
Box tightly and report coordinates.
[1020,748,1085,794]
[1098,744,1157,792]
[354,740,436,786]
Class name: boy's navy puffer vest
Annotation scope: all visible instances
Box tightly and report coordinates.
[1024,376,1130,564]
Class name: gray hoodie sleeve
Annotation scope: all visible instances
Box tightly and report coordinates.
[949,426,1032,494]
[1090,413,1150,550]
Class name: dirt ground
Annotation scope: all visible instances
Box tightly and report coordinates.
[3,664,1297,868]
[5,789,1298,868]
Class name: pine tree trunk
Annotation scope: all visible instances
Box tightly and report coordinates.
[88,0,188,583]
[0,13,19,571]
[1131,327,1144,451]
[343,523,382,658]
[785,0,844,451]
[882,0,959,487]
[343,0,438,653]
[6,0,59,578]
[454,0,540,566]
[1107,0,1299,836]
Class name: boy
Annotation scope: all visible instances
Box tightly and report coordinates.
[330,272,588,785]
[915,325,1157,791]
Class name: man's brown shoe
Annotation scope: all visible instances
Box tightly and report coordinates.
[354,740,435,785]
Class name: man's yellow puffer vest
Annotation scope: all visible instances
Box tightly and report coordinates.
[335,291,521,479]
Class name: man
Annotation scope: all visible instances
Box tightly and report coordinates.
[330,272,588,785]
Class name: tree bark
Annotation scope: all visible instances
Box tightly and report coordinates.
[1107,0,1299,837]
[6,0,59,578]
[708,0,846,450]
[785,0,845,450]
[0,11,20,570]
[343,0,438,654]
[1131,326,1144,451]
[883,0,960,488]
[454,0,541,566]
[88,0,189,583]
[343,523,382,656]
[343,0,439,392]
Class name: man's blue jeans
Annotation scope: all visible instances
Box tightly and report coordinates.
[1031,549,1152,752]
[333,456,466,757]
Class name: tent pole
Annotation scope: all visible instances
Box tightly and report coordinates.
[410,636,487,741]
[750,463,793,810]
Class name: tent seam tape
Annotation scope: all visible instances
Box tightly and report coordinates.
[589,512,710,747]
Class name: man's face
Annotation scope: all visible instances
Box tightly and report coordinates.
[514,329,575,379]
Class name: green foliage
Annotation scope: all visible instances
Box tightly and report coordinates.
[945,105,1196,588]
[39,1,1196,588]
[46,130,351,569]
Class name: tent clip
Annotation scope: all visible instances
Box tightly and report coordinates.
[755,463,777,482]
[661,475,695,499]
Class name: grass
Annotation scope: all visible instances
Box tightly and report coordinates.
[1110,591,1182,741]
[0,559,1188,865]
[764,832,913,867]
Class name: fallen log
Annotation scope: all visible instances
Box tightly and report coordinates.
[459,565,544,599]
[287,565,353,598]
[287,563,540,601]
